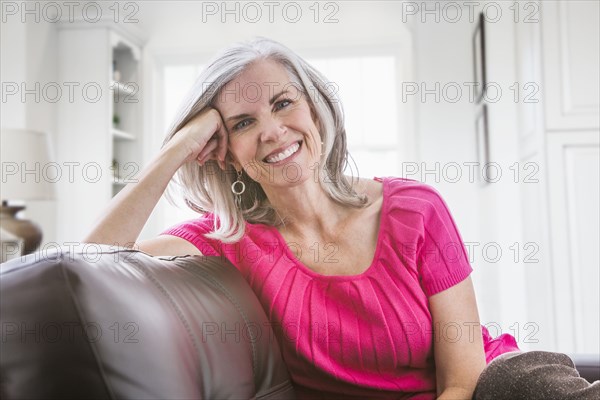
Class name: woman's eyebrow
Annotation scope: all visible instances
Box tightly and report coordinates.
[225,113,251,123]
[269,89,289,105]
[225,89,291,123]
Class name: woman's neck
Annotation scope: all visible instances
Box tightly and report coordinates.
[263,179,350,238]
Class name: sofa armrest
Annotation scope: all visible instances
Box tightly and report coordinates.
[1,245,294,399]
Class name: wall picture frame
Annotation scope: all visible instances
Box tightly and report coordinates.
[473,12,487,103]
[475,103,490,185]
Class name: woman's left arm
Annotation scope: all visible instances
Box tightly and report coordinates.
[429,276,487,400]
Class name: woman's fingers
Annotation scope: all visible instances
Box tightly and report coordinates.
[193,112,229,170]
[217,123,228,164]
[196,138,218,164]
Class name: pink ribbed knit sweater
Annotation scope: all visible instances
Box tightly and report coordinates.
[161,177,519,399]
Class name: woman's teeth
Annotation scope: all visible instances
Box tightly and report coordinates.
[265,142,300,163]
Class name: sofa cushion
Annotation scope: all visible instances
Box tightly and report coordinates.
[0,245,294,399]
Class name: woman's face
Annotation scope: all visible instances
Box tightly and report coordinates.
[214,59,323,188]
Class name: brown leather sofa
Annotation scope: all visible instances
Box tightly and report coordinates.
[0,246,294,399]
[1,246,598,399]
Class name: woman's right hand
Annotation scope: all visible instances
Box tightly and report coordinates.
[165,108,229,170]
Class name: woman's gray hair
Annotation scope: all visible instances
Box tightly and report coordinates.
[163,36,368,243]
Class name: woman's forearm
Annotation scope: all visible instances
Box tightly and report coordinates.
[82,144,190,247]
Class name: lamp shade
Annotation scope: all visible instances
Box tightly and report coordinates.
[1,129,56,201]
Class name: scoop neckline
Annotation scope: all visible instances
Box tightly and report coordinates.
[270,176,388,281]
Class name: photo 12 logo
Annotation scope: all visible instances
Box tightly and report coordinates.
[1,81,139,104]
[1,321,140,344]
[200,1,340,23]
[400,1,540,24]
[401,81,540,104]
[1,1,140,24]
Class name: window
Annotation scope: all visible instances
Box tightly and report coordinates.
[163,64,205,133]
[306,55,399,179]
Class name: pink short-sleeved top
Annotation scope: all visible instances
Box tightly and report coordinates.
[161,177,519,399]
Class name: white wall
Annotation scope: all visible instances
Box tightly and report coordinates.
[476,1,528,343]
[1,14,27,128]
[1,15,59,245]
[139,1,411,52]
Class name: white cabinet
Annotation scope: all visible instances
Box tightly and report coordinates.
[517,0,600,353]
[541,0,600,131]
[56,24,143,242]
[546,132,599,353]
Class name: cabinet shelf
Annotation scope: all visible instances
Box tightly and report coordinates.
[112,128,136,141]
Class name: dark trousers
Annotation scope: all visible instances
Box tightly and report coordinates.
[473,351,600,400]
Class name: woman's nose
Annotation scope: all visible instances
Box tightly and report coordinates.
[259,117,287,142]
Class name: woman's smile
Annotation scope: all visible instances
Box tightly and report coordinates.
[263,140,302,165]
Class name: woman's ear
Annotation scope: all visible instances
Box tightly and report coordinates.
[225,153,241,170]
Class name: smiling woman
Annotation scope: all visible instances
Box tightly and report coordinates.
[83,37,599,400]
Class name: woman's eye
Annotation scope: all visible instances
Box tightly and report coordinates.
[232,100,292,131]
[275,99,292,110]
[233,119,252,131]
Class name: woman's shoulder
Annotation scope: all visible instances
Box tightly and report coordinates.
[378,176,443,200]
[377,176,452,220]
[348,175,447,214]
[161,212,217,236]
